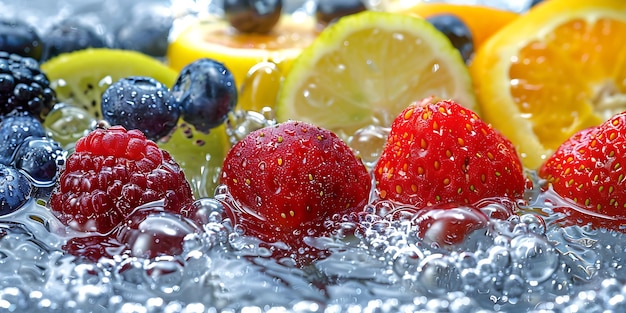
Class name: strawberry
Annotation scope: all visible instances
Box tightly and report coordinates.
[539,112,626,228]
[220,121,371,261]
[48,125,194,234]
[374,97,525,208]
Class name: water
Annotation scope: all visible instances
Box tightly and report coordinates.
[0,171,625,312]
[2,0,625,312]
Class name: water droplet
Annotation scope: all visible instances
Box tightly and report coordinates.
[511,234,558,286]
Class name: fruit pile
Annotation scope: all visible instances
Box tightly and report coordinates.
[0,0,626,311]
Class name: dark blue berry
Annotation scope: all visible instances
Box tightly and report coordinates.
[172,59,238,133]
[0,112,46,166]
[0,19,42,60]
[0,163,32,216]
[223,0,283,34]
[41,19,108,61]
[315,0,367,28]
[0,52,56,118]
[115,4,173,57]
[101,76,180,141]
[12,136,66,188]
[529,0,545,8]
[426,14,474,64]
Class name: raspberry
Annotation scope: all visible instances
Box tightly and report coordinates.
[0,52,56,118]
[48,126,194,233]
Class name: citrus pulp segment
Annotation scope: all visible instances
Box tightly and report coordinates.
[470,0,626,170]
[275,11,477,139]
[166,15,317,89]
[41,48,178,120]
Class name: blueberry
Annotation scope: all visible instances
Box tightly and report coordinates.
[41,19,108,61]
[529,0,545,8]
[0,163,32,216]
[315,0,367,28]
[0,19,42,60]
[12,137,66,188]
[172,59,238,133]
[0,112,46,166]
[101,76,180,141]
[223,0,283,34]
[426,14,474,64]
[115,4,173,57]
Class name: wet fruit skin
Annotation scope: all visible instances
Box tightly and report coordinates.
[540,111,626,230]
[426,14,474,63]
[101,76,180,141]
[0,112,47,166]
[0,19,42,60]
[223,0,283,34]
[48,126,194,234]
[374,97,526,209]
[0,163,32,216]
[220,121,371,262]
[315,0,367,29]
[172,58,238,133]
[0,52,56,119]
[41,19,108,61]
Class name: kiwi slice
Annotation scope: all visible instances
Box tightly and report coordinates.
[41,48,178,119]
[41,48,230,198]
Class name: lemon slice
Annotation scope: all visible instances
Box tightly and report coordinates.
[42,48,178,120]
[167,15,317,89]
[275,11,477,138]
[470,0,626,169]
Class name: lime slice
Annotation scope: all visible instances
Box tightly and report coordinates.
[41,48,229,198]
[275,11,477,138]
[41,48,179,120]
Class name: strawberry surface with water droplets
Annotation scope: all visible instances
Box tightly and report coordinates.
[220,121,371,258]
[540,111,626,229]
[374,97,526,209]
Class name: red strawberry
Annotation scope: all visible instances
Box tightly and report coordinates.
[539,112,626,229]
[374,97,525,208]
[48,125,194,234]
[220,121,371,260]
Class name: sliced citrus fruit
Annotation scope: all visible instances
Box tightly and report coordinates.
[275,11,477,138]
[470,0,626,170]
[166,15,317,89]
[41,48,229,198]
[387,2,519,49]
[41,48,178,120]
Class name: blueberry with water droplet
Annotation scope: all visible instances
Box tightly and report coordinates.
[101,76,180,141]
[315,0,367,28]
[0,112,46,166]
[223,0,283,34]
[0,163,32,216]
[12,136,65,187]
[426,14,474,63]
[41,19,108,61]
[172,59,238,133]
[0,19,42,60]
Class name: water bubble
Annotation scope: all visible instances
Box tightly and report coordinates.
[416,254,462,296]
[144,257,184,295]
[519,213,547,235]
[347,125,389,168]
[511,234,558,286]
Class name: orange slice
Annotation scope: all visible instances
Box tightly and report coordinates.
[388,2,519,49]
[470,0,626,170]
[166,15,317,89]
